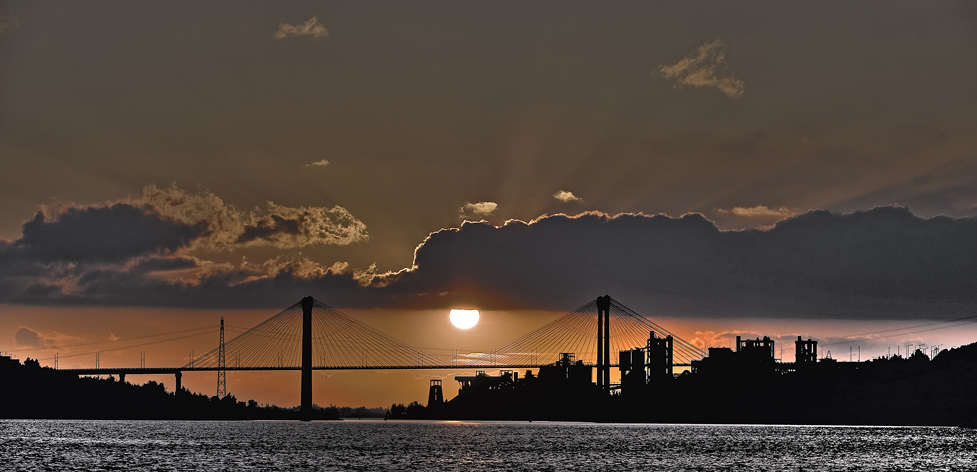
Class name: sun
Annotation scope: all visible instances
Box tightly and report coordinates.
[449,309,480,329]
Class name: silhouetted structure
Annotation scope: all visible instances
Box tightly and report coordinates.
[690,347,732,375]
[647,331,674,382]
[596,295,611,392]
[427,379,444,407]
[691,337,777,377]
[618,331,675,397]
[405,334,977,425]
[1,354,18,369]
[50,295,705,415]
[619,348,645,395]
[737,335,776,362]
[300,295,315,421]
[455,370,519,394]
[795,336,817,367]
[538,353,592,389]
[443,353,602,420]
[217,317,226,398]
[454,356,590,395]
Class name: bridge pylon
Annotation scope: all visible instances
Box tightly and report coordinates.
[596,295,611,393]
[300,296,314,421]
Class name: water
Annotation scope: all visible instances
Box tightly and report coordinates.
[2,420,975,471]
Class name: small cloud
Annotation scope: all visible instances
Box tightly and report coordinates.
[0,11,19,36]
[15,326,78,349]
[715,205,798,219]
[274,16,328,40]
[460,201,498,220]
[553,190,582,203]
[14,327,42,348]
[659,38,745,99]
[305,159,330,168]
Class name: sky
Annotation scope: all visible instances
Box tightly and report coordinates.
[1,1,977,407]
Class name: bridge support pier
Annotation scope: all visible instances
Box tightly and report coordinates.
[119,373,126,383]
[301,296,315,421]
[175,371,182,394]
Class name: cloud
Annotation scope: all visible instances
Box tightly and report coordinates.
[553,190,582,203]
[305,159,330,167]
[14,327,78,349]
[16,184,368,258]
[0,185,369,306]
[127,184,368,250]
[2,255,368,309]
[459,201,498,220]
[0,11,19,36]
[235,202,368,248]
[4,203,977,322]
[274,16,328,40]
[371,207,977,318]
[14,327,42,348]
[659,38,745,99]
[715,205,798,219]
[130,255,198,275]
[17,204,207,263]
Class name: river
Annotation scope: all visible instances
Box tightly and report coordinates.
[2,420,974,471]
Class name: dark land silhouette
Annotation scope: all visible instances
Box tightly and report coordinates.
[6,340,977,424]
[394,340,977,426]
[0,355,349,420]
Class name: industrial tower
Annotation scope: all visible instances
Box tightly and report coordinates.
[217,317,226,398]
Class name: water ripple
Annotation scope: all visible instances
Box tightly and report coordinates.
[1,420,975,471]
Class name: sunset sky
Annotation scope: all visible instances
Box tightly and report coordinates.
[2,1,977,408]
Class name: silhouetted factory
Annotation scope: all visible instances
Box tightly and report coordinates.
[448,352,594,401]
[422,297,952,421]
[439,332,825,404]
[405,299,971,424]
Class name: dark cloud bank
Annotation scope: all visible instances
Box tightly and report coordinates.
[19,204,206,263]
[2,205,976,320]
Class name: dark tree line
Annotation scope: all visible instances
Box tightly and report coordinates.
[0,358,341,420]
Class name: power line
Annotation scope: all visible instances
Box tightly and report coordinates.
[821,317,977,346]
[31,330,216,362]
[843,315,977,339]
[8,325,214,353]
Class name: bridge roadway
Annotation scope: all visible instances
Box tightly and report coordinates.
[59,363,695,392]
[61,363,696,374]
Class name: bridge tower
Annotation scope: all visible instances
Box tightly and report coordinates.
[596,295,611,392]
[217,317,226,398]
[301,296,315,421]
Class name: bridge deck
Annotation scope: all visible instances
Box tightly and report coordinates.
[59,364,694,375]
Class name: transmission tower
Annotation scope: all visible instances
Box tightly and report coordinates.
[217,317,226,398]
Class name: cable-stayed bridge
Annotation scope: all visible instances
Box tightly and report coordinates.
[56,296,705,419]
[186,297,703,370]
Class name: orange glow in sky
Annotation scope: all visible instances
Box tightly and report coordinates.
[2,2,977,412]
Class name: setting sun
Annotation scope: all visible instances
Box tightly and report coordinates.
[449,309,480,329]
